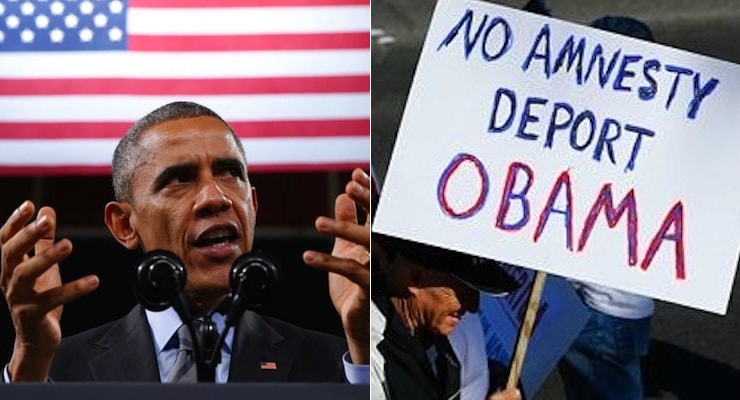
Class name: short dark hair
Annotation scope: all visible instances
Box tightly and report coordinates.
[111,101,247,203]
[590,15,655,42]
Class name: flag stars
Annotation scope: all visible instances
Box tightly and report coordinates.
[65,14,78,29]
[80,1,94,15]
[50,1,64,16]
[6,14,19,29]
[108,26,122,41]
[94,13,107,28]
[79,27,93,42]
[20,1,34,16]
[50,27,64,43]
[2,0,126,49]
[109,0,124,14]
[35,14,50,29]
[20,28,34,43]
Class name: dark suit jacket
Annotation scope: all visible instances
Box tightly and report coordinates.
[50,305,347,382]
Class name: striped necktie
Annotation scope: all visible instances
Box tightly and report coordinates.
[166,322,198,383]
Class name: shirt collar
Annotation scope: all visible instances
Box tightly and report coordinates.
[146,307,182,355]
[145,307,234,355]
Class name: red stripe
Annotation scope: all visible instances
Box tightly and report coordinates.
[0,162,369,176]
[0,76,369,96]
[0,166,113,176]
[130,0,368,7]
[128,33,369,51]
[0,120,369,139]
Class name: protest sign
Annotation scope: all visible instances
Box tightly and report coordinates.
[373,0,740,314]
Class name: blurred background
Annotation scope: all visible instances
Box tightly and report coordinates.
[372,0,740,398]
[0,0,369,364]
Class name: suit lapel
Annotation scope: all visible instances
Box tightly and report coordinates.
[228,310,295,382]
[88,305,161,381]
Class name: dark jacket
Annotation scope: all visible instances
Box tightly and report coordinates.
[372,283,460,400]
[50,305,347,382]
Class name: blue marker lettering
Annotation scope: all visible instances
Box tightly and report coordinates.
[639,59,661,100]
[488,87,517,133]
[521,24,552,78]
[516,96,548,141]
[613,54,643,92]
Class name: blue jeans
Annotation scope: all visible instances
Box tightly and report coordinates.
[558,309,651,400]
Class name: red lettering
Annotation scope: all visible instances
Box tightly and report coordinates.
[578,185,639,266]
[437,153,489,219]
[641,201,685,280]
[534,170,574,250]
[495,162,533,231]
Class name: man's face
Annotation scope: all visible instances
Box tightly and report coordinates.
[411,266,479,337]
[127,116,257,304]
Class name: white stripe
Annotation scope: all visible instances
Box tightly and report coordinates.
[0,137,369,166]
[245,136,369,165]
[0,50,370,78]
[128,6,370,35]
[0,94,370,122]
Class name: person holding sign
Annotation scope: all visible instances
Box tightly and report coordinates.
[370,233,521,400]
[556,15,657,400]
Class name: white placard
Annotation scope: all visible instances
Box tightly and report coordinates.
[374,0,740,314]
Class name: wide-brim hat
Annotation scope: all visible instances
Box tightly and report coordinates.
[374,233,520,295]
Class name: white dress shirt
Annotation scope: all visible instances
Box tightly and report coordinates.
[146,307,233,383]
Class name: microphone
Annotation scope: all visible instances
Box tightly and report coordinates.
[225,250,278,326]
[204,251,279,369]
[134,249,279,381]
[134,250,206,378]
[134,249,189,315]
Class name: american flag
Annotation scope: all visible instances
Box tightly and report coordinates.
[259,360,277,370]
[0,0,369,175]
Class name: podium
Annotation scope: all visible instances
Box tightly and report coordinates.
[0,382,370,400]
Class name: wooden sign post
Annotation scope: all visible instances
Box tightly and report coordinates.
[506,270,548,390]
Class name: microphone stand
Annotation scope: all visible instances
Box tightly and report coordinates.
[196,313,219,382]
[175,295,245,382]
[135,249,275,382]
[203,295,245,379]
[171,294,217,382]
[201,251,277,373]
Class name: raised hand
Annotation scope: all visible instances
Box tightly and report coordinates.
[0,201,99,381]
[488,388,522,400]
[303,168,371,364]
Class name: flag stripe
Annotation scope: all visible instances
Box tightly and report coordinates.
[130,0,369,7]
[0,120,369,139]
[128,6,369,35]
[0,94,370,122]
[0,51,370,78]
[0,162,370,176]
[0,76,369,95]
[0,136,369,167]
[259,361,278,370]
[128,32,369,51]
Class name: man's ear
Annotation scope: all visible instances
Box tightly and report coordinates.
[251,185,258,213]
[104,201,140,250]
